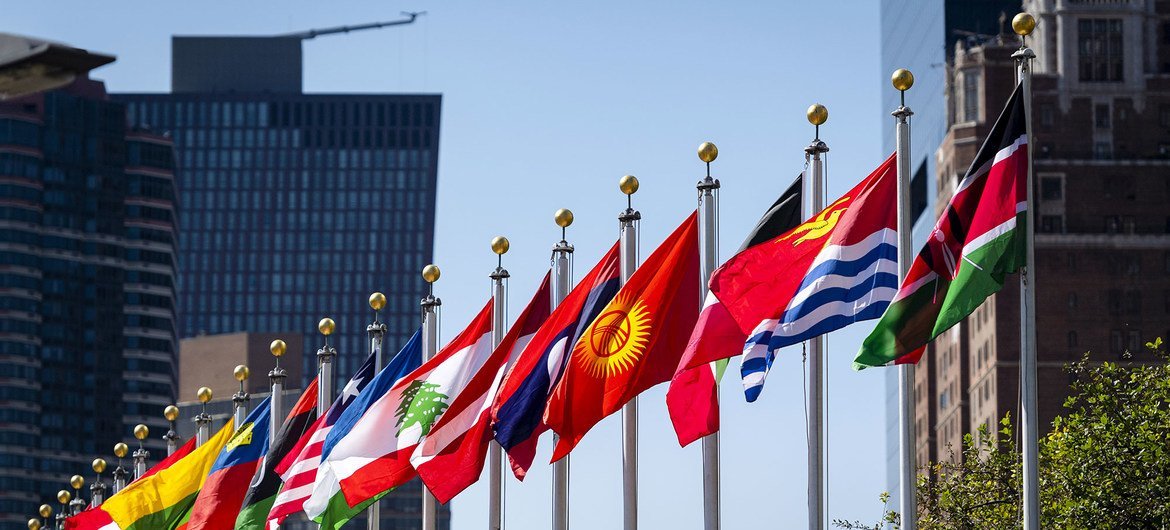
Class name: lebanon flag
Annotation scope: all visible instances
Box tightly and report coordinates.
[187,397,272,530]
[413,274,552,503]
[854,84,1028,369]
[492,242,620,478]
[545,212,700,459]
[233,379,318,530]
[665,175,803,446]
[333,300,496,507]
[65,438,198,530]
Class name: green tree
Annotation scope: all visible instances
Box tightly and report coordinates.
[395,380,449,436]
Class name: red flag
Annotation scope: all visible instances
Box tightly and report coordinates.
[545,212,700,460]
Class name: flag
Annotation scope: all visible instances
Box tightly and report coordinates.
[90,422,235,530]
[187,397,273,530]
[413,273,552,502]
[332,300,495,507]
[234,379,319,530]
[293,331,421,529]
[855,84,1028,369]
[545,212,700,459]
[492,242,621,478]
[666,175,803,445]
[65,438,199,530]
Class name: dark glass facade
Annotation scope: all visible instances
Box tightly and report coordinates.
[0,79,177,528]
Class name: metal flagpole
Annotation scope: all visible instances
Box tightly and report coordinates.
[38,504,52,530]
[1012,12,1039,530]
[367,293,388,530]
[90,459,108,507]
[164,405,181,456]
[112,444,128,493]
[132,424,150,479]
[270,339,288,451]
[551,209,574,530]
[617,175,641,530]
[805,105,829,530]
[195,387,213,447]
[891,69,916,530]
[420,264,442,530]
[695,142,721,530]
[316,318,338,416]
[488,237,510,530]
[68,476,85,515]
[55,490,69,530]
[232,365,251,428]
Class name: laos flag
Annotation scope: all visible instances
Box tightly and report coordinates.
[187,396,272,530]
[491,242,620,478]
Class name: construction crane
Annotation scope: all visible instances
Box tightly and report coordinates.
[280,11,426,40]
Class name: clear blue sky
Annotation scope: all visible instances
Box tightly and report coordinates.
[12,1,905,527]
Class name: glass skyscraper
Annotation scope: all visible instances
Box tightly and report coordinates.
[0,78,177,528]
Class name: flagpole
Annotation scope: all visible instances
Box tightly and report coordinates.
[68,475,85,515]
[195,387,213,447]
[891,69,916,530]
[551,209,574,530]
[695,142,721,530]
[112,444,128,493]
[618,175,641,530]
[1011,12,1039,530]
[270,339,288,452]
[316,318,338,416]
[132,424,150,479]
[420,264,442,530]
[805,105,828,530]
[232,365,251,428]
[55,490,69,530]
[164,405,181,456]
[38,504,52,530]
[367,294,387,530]
[90,458,108,507]
[489,237,510,530]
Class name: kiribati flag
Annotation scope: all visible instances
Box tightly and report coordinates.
[491,242,620,478]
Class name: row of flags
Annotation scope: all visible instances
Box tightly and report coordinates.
[65,84,1029,530]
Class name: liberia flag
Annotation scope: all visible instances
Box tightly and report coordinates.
[545,213,700,459]
[491,242,620,478]
[413,274,552,503]
[331,300,495,507]
[855,84,1027,369]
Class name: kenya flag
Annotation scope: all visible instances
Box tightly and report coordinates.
[853,84,1028,369]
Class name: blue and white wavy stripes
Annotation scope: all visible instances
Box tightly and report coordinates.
[741,228,899,402]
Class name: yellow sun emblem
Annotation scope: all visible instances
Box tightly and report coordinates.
[779,195,851,246]
[574,292,652,378]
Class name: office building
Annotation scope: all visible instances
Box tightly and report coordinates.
[113,31,445,529]
[178,331,304,401]
[0,77,177,526]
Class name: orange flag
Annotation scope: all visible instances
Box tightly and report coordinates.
[544,211,700,460]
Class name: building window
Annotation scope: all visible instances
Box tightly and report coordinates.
[1094,142,1113,159]
[1041,215,1064,233]
[963,70,980,122]
[1078,18,1124,82]
[1041,177,1063,200]
[1095,104,1111,128]
[1161,105,1170,128]
[1105,216,1122,233]
[1125,330,1141,359]
[1068,292,1078,309]
[1110,329,1124,354]
[1068,331,1078,348]
[1039,103,1055,128]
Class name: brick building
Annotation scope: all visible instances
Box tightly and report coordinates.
[920,0,1170,466]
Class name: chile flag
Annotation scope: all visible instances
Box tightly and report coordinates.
[491,242,620,478]
[187,396,271,530]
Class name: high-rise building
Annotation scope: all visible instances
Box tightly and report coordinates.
[113,31,445,529]
[0,77,177,527]
[920,0,1170,468]
[878,0,1021,499]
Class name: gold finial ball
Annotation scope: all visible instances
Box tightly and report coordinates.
[113,443,128,459]
[619,175,639,195]
[807,104,828,126]
[422,264,441,284]
[164,405,179,422]
[28,518,41,530]
[892,69,915,91]
[1012,12,1037,36]
[697,142,719,163]
[369,292,386,311]
[233,364,250,382]
[133,424,149,441]
[56,490,70,504]
[39,504,52,518]
[318,318,335,336]
[490,236,510,255]
[92,458,107,474]
[197,386,213,403]
[554,208,574,228]
[69,475,84,490]
[270,339,287,357]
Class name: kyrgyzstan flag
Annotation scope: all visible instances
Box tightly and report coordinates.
[545,212,700,459]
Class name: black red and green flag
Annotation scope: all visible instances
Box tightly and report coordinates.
[853,83,1028,368]
[233,378,319,530]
